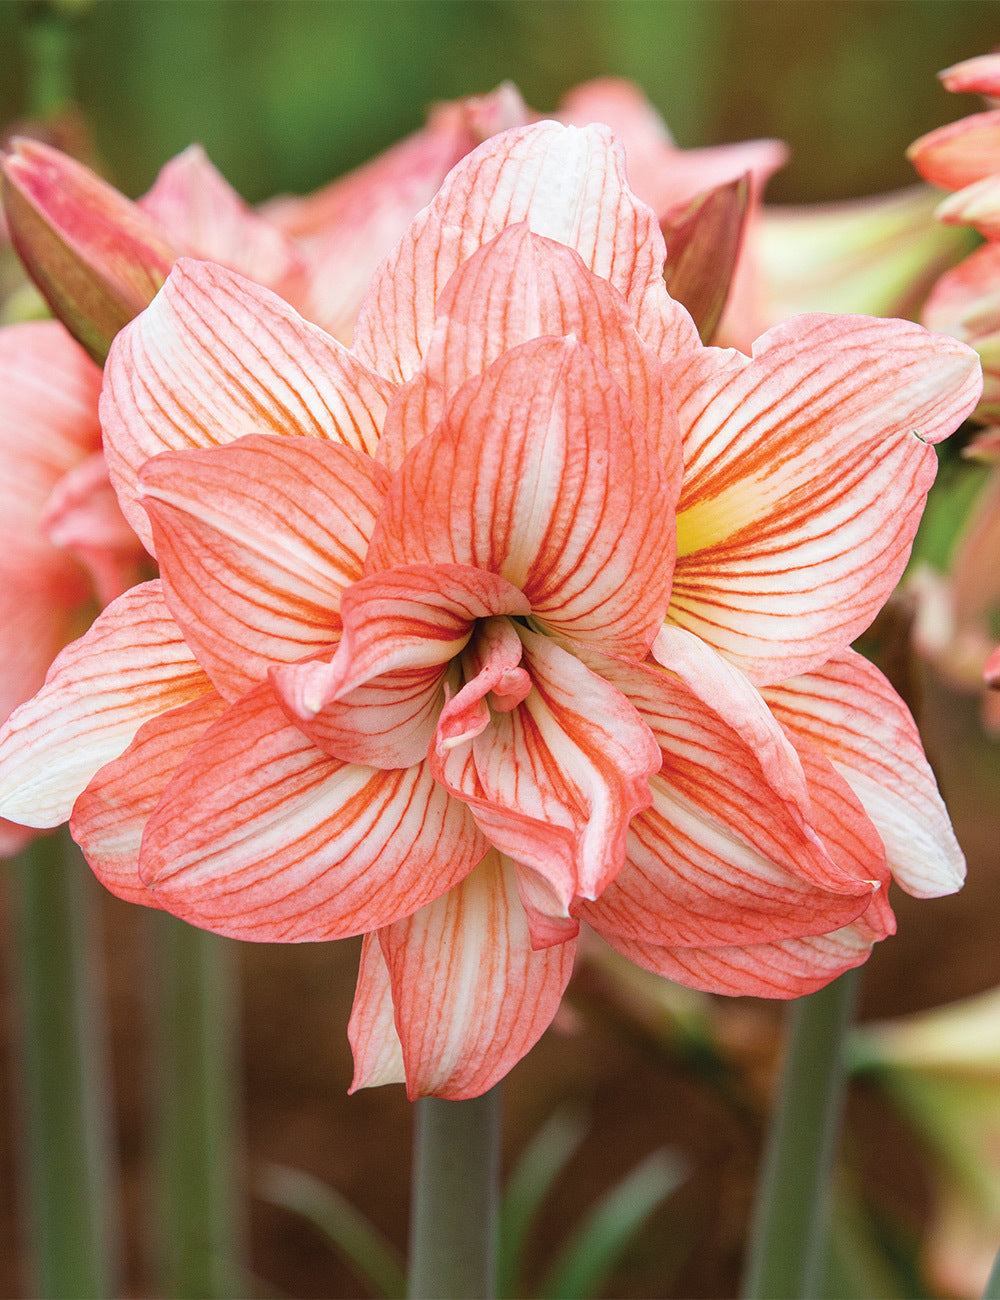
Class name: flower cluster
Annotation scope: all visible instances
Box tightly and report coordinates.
[909,54,1000,422]
[0,115,982,1098]
[908,55,1000,703]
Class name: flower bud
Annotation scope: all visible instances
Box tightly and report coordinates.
[1,138,177,364]
[662,174,749,343]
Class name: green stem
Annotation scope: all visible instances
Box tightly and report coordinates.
[741,966,862,1300]
[8,830,121,1298]
[407,1086,501,1300]
[149,910,247,1299]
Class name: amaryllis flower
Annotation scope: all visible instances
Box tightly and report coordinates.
[908,56,1000,423]
[0,123,981,1098]
[907,55,1000,696]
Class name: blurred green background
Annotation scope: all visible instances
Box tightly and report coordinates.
[1,0,998,207]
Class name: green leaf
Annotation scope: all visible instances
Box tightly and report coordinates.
[257,1164,406,1300]
[821,1184,917,1300]
[536,1150,686,1300]
[498,1107,588,1298]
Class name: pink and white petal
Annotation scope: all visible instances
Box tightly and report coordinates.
[70,689,227,907]
[0,321,103,579]
[348,935,406,1091]
[647,624,812,817]
[763,648,965,897]
[100,259,395,552]
[431,629,661,928]
[602,922,875,998]
[633,279,704,361]
[298,566,531,703]
[138,145,310,303]
[985,644,1000,686]
[139,435,389,699]
[378,225,684,483]
[939,54,1000,98]
[432,739,580,940]
[922,241,1000,330]
[272,566,529,767]
[908,110,1000,191]
[512,863,581,949]
[0,582,81,732]
[40,451,145,608]
[377,852,575,1098]
[665,314,982,684]
[436,617,531,748]
[353,121,669,382]
[0,582,211,828]
[278,663,447,771]
[935,174,1000,241]
[577,635,877,949]
[582,780,876,952]
[775,726,894,943]
[139,682,487,941]
[369,338,675,660]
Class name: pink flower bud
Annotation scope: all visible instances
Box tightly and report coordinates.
[1,138,177,364]
[662,174,749,342]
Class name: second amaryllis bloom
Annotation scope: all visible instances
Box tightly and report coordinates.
[0,122,983,1098]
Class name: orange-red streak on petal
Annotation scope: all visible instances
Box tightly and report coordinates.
[377,853,575,1098]
[138,683,487,941]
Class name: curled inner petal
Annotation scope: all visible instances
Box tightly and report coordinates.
[271,564,530,768]
[437,617,531,751]
[430,627,661,943]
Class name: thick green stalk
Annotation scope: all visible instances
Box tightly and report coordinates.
[408,1086,501,1300]
[149,910,247,1299]
[8,830,121,1298]
[741,967,862,1300]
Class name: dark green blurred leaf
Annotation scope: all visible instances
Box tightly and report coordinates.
[258,1164,406,1300]
[498,1106,588,1299]
[536,1150,686,1300]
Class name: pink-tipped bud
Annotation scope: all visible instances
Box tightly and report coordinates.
[1,138,178,364]
[939,53,1000,99]
[662,174,749,343]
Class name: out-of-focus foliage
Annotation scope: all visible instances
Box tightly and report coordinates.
[1,0,998,206]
